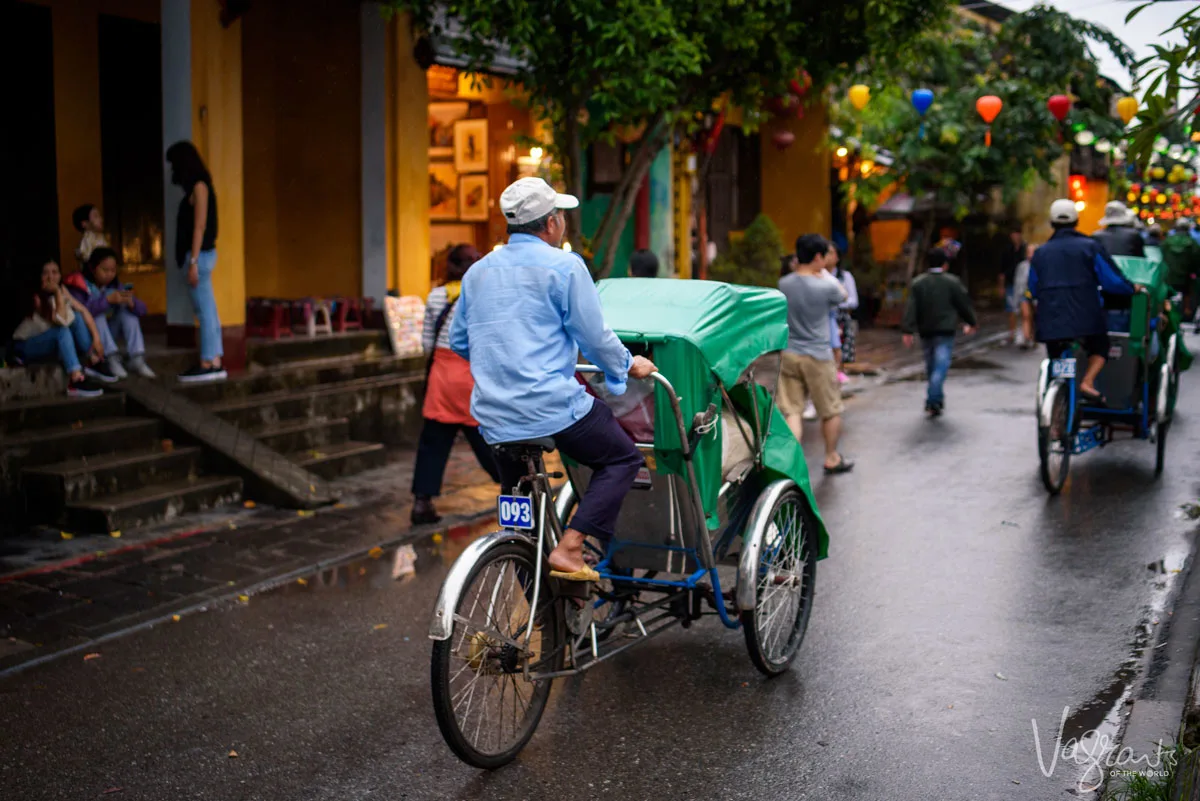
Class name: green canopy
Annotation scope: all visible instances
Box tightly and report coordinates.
[596,279,788,387]
[1112,255,1193,372]
[594,278,827,557]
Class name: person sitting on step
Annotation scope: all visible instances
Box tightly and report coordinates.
[64,247,155,379]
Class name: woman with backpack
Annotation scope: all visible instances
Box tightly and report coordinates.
[410,244,501,525]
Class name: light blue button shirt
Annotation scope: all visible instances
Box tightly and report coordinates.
[449,233,633,444]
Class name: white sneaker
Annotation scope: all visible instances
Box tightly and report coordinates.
[106,354,128,380]
[802,401,818,421]
[126,355,156,379]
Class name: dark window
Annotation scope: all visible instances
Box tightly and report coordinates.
[587,141,625,195]
[99,14,165,270]
[706,128,762,254]
[0,2,58,340]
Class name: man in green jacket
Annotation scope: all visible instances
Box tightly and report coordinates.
[1162,219,1200,320]
[902,248,979,417]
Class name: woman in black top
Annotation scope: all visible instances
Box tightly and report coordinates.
[166,141,226,383]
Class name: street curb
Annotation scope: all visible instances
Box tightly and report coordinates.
[1104,546,1200,797]
[0,507,496,680]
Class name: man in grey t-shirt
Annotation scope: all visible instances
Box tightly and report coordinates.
[777,234,853,474]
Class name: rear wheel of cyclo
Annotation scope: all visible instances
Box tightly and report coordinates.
[431,542,563,769]
[1038,383,1071,495]
[741,489,817,677]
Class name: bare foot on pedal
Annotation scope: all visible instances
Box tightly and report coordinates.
[548,529,600,582]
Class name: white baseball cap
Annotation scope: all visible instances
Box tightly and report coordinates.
[1049,198,1079,225]
[499,177,579,225]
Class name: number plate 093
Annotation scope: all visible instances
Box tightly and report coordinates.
[497,495,534,530]
[1050,358,1076,379]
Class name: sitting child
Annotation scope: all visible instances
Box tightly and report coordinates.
[72,204,110,266]
[11,260,116,396]
[65,247,155,378]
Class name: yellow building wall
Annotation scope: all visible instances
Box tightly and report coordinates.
[191,0,245,327]
[389,15,431,300]
[1079,181,1108,236]
[242,0,362,301]
[760,102,832,245]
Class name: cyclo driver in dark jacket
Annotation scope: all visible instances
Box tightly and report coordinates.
[1028,199,1139,404]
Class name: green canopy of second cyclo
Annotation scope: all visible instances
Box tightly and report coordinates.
[595,279,827,557]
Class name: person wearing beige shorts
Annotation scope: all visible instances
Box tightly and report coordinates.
[777,234,854,474]
[779,352,844,429]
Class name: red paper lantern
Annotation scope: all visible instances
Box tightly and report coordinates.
[1047,95,1071,122]
[703,111,726,155]
[772,130,796,150]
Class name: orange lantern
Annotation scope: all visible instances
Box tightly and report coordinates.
[976,96,1003,146]
[1116,96,1138,126]
[1068,174,1087,203]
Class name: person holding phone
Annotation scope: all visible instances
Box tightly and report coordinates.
[64,247,154,378]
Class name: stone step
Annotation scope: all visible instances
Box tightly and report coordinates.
[0,417,162,487]
[253,417,351,452]
[21,446,204,510]
[176,353,417,405]
[247,330,390,367]
[208,374,422,445]
[64,474,243,533]
[294,440,387,480]
[0,393,126,435]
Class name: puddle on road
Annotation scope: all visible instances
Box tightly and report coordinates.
[1058,546,1189,796]
[255,516,499,599]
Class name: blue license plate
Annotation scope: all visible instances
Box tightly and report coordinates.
[1050,358,1076,379]
[497,495,534,530]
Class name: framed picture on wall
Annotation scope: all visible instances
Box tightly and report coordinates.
[429,162,458,220]
[429,102,469,159]
[458,174,489,222]
[454,119,489,173]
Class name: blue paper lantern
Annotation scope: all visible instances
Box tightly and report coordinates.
[912,88,934,138]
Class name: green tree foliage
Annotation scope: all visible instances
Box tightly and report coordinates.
[830,5,1133,218]
[708,214,786,288]
[1125,2,1200,167]
[384,0,945,276]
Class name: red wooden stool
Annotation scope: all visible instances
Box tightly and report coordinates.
[247,297,293,339]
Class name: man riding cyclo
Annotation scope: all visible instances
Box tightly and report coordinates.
[449,177,657,583]
[1027,199,1138,405]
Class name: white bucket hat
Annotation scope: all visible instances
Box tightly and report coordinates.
[1099,200,1135,227]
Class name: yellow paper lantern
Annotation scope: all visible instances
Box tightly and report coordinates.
[1127,191,1137,203]
[848,85,871,111]
[1152,166,1167,180]
[1116,96,1138,125]
[1141,194,1151,204]
[1156,193,1168,204]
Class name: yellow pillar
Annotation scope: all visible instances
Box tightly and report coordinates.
[673,149,693,279]
[190,0,245,328]
[390,15,431,300]
[50,1,103,270]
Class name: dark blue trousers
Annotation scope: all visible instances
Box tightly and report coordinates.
[496,400,643,542]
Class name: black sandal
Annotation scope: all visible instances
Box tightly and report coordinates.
[1078,387,1107,406]
[824,456,855,475]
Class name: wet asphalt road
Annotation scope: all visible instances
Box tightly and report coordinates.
[3,340,1200,801]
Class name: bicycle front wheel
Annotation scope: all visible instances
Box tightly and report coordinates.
[431,542,563,769]
[1038,382,1071,495]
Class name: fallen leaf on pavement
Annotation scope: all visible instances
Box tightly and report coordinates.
[71,420,84,430]
[243,501,256,509]
[102,788,124,795]
[110,530,121,539]
[358,567,367,576]
[373,623,388,631]
[333,503,346,509]
[83,653,101,661]
[228,750,238,758]
[172,615,181,622]
[297,578,308,586]
[237,594,249,604]
[431,533,443,544]
[161,439,174,452]
[995,672,1008,681]
[131,667,145,673]
[297,510,314,518]
[741,682,749,688]
[60,531,74,540]
[368,546,384,559]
